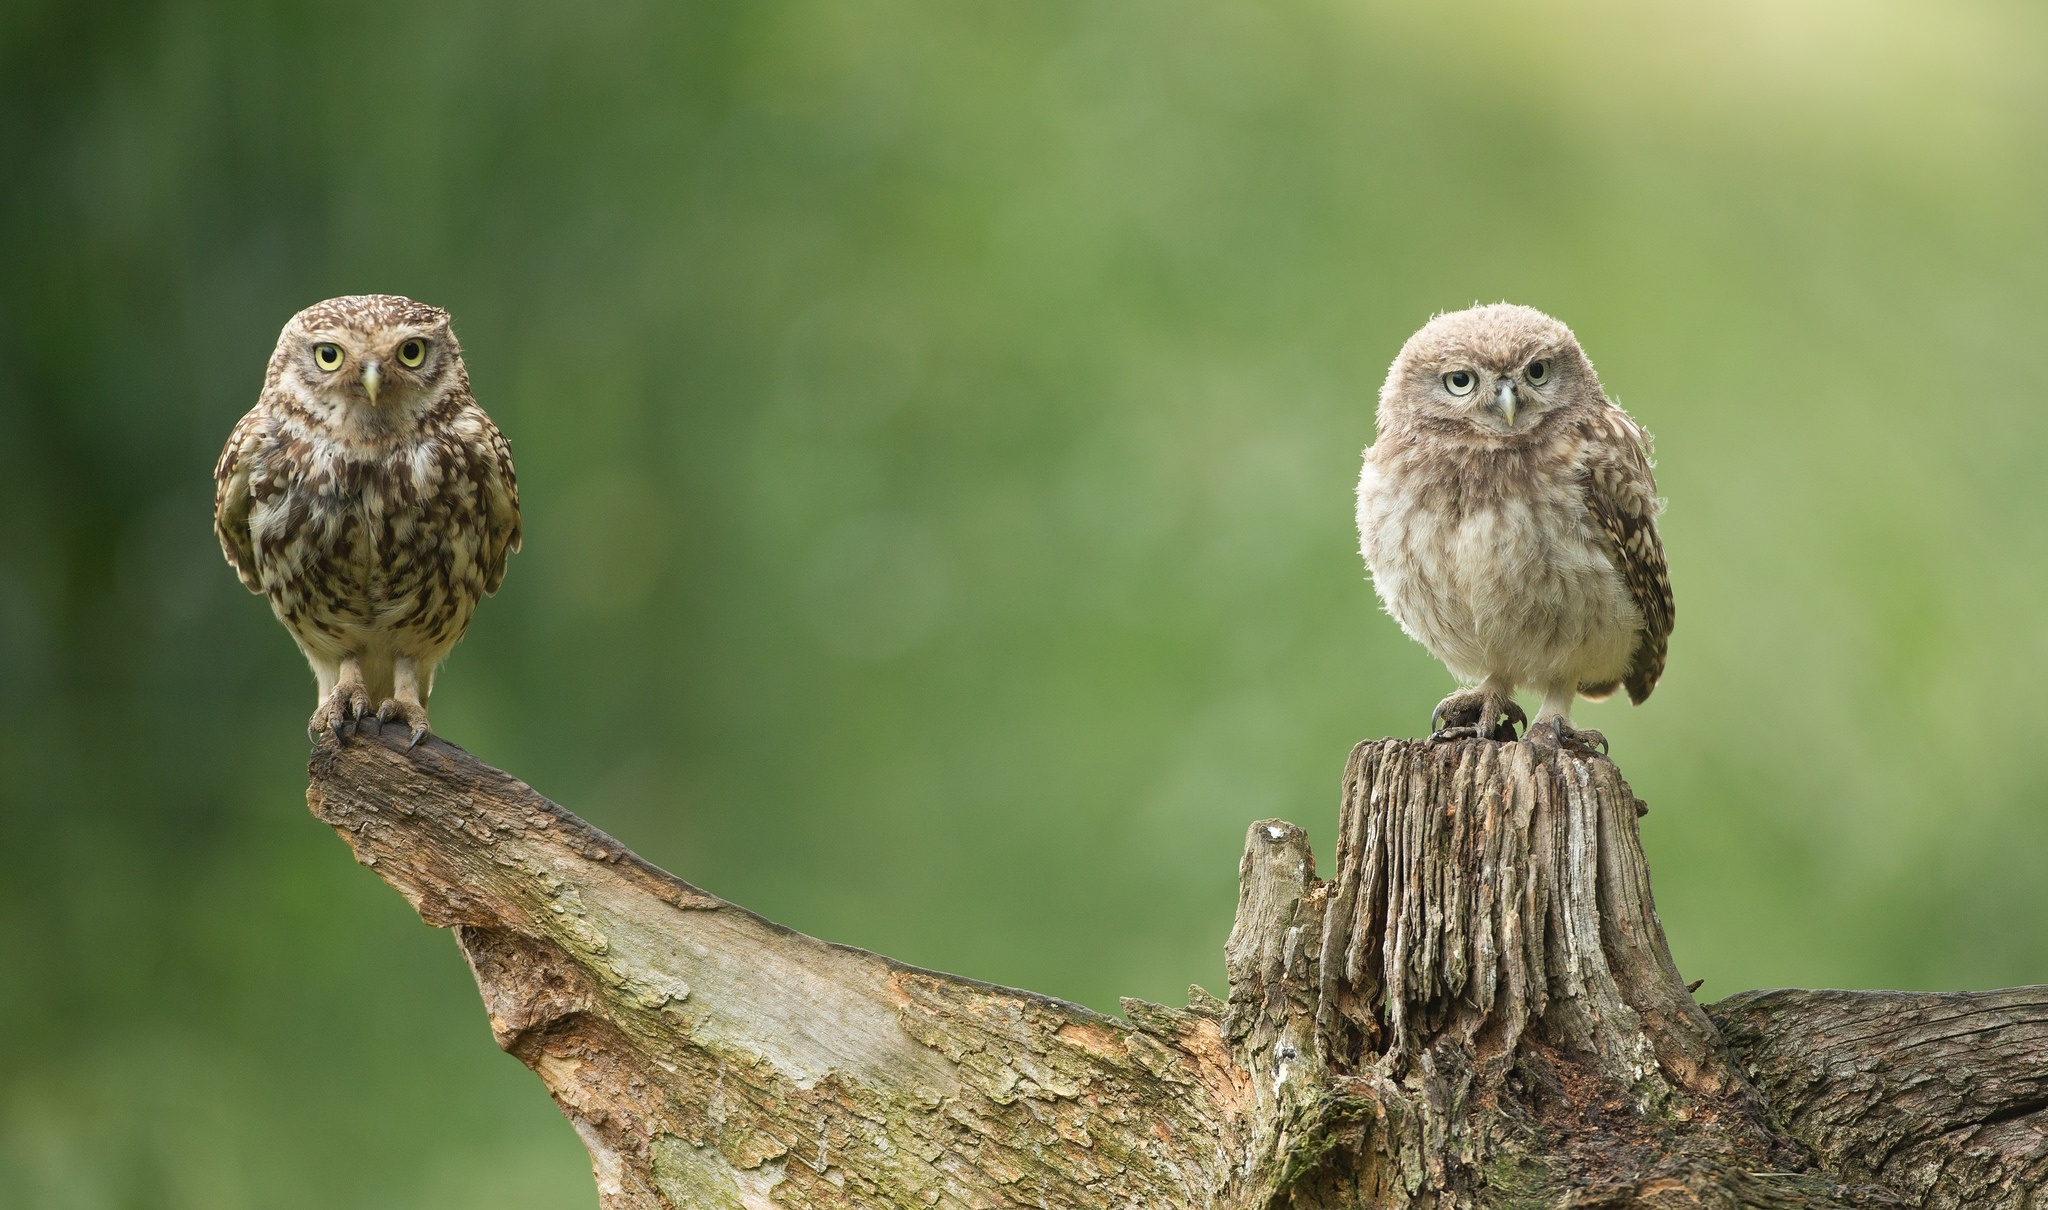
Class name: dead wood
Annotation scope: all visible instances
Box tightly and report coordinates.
[304,728,2046,1209]
[1711,987,2048,1209]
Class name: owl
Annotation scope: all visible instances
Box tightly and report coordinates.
[214,295,521,746]
[1356,303,1671,752]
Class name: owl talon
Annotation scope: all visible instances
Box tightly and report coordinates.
[310,680,373,744]
[1428,691,1525,743]
[373,698,431,752]
[1530,718,1608,757]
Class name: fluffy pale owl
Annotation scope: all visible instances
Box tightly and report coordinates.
[1356,303,1671,751]
[214,295,521,746]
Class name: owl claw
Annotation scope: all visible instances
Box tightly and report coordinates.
[374,698,431,752]
[1529,718,1609,757]
[1429,690,1525,742]
[310,681,374,744]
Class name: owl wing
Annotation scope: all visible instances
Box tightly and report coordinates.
[1581,410,1673,704]
[213,406,267,593]
[474,408,522,596]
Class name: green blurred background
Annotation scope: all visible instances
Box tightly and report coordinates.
[6,0,2048,1204]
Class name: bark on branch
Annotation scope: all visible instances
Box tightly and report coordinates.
[1711,988,2048,1209]
[306,730,2048,1209]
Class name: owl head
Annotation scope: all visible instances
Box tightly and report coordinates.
[269,294,467,431]
[1378,303,1602,438]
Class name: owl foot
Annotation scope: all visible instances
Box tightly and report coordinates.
[1430,689,1526,743]
[1528,718,1609,757]
[374,698,431,751]
[309,681,373,743]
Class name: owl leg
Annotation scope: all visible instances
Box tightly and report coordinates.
[1530,685,1607,756]
[309,656,373,743]
[374,656,431,751]
[1430,676,1525,742]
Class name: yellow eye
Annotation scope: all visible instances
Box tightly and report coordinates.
[1443,369,1477,397]
[313,343,344,372]
[1525,359,1551,385]
[397,339,427,368]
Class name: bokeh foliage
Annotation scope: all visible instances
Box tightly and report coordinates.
[6,0,2048,1204]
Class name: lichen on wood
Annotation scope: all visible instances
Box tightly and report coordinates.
[306,728,2048,1209]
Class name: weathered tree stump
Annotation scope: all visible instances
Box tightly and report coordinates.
[307,730,2048,1208]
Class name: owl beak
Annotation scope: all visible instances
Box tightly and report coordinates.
[362,360,382,404]
[1492,379,1519,426]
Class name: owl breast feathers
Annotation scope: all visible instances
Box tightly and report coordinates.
[1356,303,1671,747]
[214,294,520,744]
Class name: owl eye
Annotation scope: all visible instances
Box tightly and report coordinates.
[1443,369,1477,396]
[1525,359,1552,385]
[313,344,344,372]
[397,339,427,368]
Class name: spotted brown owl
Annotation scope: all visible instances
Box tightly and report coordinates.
[1356,303,1672,752]
[214,295,521,746]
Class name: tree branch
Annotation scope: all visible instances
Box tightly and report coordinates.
[309,730,1245,1210]
[306,729,2048,1209]
[1711,987,2048,1209]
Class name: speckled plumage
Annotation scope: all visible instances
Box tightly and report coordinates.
[1356,303,1671,747]
[214,295,521,743]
